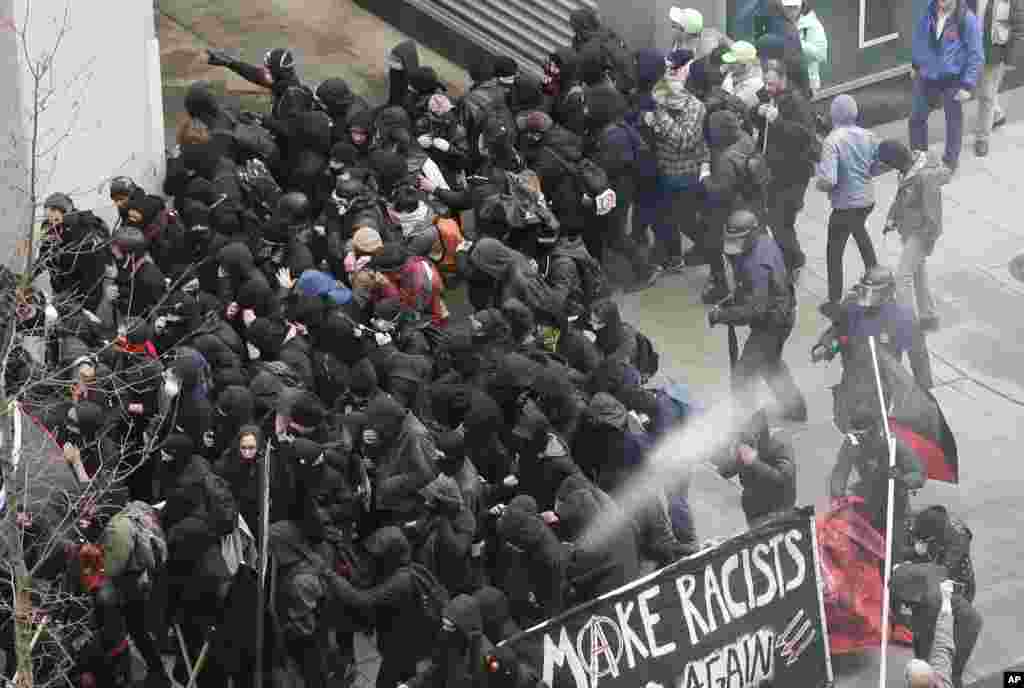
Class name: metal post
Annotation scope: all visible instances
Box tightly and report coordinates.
[868,336,897,688]
[254,440,272,688]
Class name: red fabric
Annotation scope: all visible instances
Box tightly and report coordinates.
[816,497,913,655]
[890,419,958,483]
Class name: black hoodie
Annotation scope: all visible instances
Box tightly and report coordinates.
[388,40,420,107]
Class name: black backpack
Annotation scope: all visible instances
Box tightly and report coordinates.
[203,470,240,537]
[236,158,283,221]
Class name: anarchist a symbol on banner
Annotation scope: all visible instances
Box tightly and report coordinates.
[576,615,624,684]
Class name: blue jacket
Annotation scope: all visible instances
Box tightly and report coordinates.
[912,0,984,89]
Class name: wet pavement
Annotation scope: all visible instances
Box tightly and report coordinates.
[623,89,1024,687]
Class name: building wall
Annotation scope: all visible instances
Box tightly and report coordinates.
[0,0,164,266]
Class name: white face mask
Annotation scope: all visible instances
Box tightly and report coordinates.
[362,428,380,446]
[914,540,929,556]
[246,342,261,360]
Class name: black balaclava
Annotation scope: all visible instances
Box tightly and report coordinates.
[435,429,467,478]
[158,433,195,489]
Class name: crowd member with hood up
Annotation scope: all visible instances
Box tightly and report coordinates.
[183,80,236,142]
[815,94,883,319]
[460,56,512,166]
[627,47,667,247]
[364,393,438,526]
[205,384,255,458]
[39,192,113,312]
[317,526,439,688]
[543,48,587,136]
[642,48,710,272]
[373,106,451,194]
[462,237,565,325]
[583,85,662,289]
[403,593,495,688]
[718,411,797,528]
[110,228,167,320]
[263,461,364,688]
[217,241,279,323]
[386,40,421,108]
[409,474,476,595]
[751,58,818,273]
[122,190,190,278]
[558,480,641,605]
[517,110,590,239]
[473,585,520,643]
[156,346,215,442]
[495,495,567,619]
[701,109,765,303]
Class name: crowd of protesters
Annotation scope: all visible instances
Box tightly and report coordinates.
[0,1,994,687]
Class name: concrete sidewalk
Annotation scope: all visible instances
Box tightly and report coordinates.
[624,87,1024,686]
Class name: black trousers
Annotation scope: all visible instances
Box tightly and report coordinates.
[584,199,651,282]
[826,205,877,304]
[768,180,809,272]
[731,325,806,419]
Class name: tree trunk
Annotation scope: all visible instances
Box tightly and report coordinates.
[14,572,33,688]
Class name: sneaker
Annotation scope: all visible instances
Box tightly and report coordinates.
[918,315,940,332]
[701,279,730,305]
[993,113,1007,129]
[663,257,686,273]
[818,301,841,321]
[975,139,989,157]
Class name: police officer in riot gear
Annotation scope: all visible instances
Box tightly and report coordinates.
[708,209,807,422]
[812,266,933,389]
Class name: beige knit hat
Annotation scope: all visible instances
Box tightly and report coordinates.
[352,227,383,255]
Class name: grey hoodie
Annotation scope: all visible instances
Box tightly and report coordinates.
[817,94,882,209]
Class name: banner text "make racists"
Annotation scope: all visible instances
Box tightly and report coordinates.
[543,529,807,677]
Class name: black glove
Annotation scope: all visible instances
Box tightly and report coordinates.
[207,48,234,67]
[883,222,897,235]
[708,307,723,328]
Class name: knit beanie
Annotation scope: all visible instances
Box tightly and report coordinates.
[352,227,384,255]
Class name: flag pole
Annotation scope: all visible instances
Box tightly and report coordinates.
[254,440,272,688]
[869,335,897,688]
